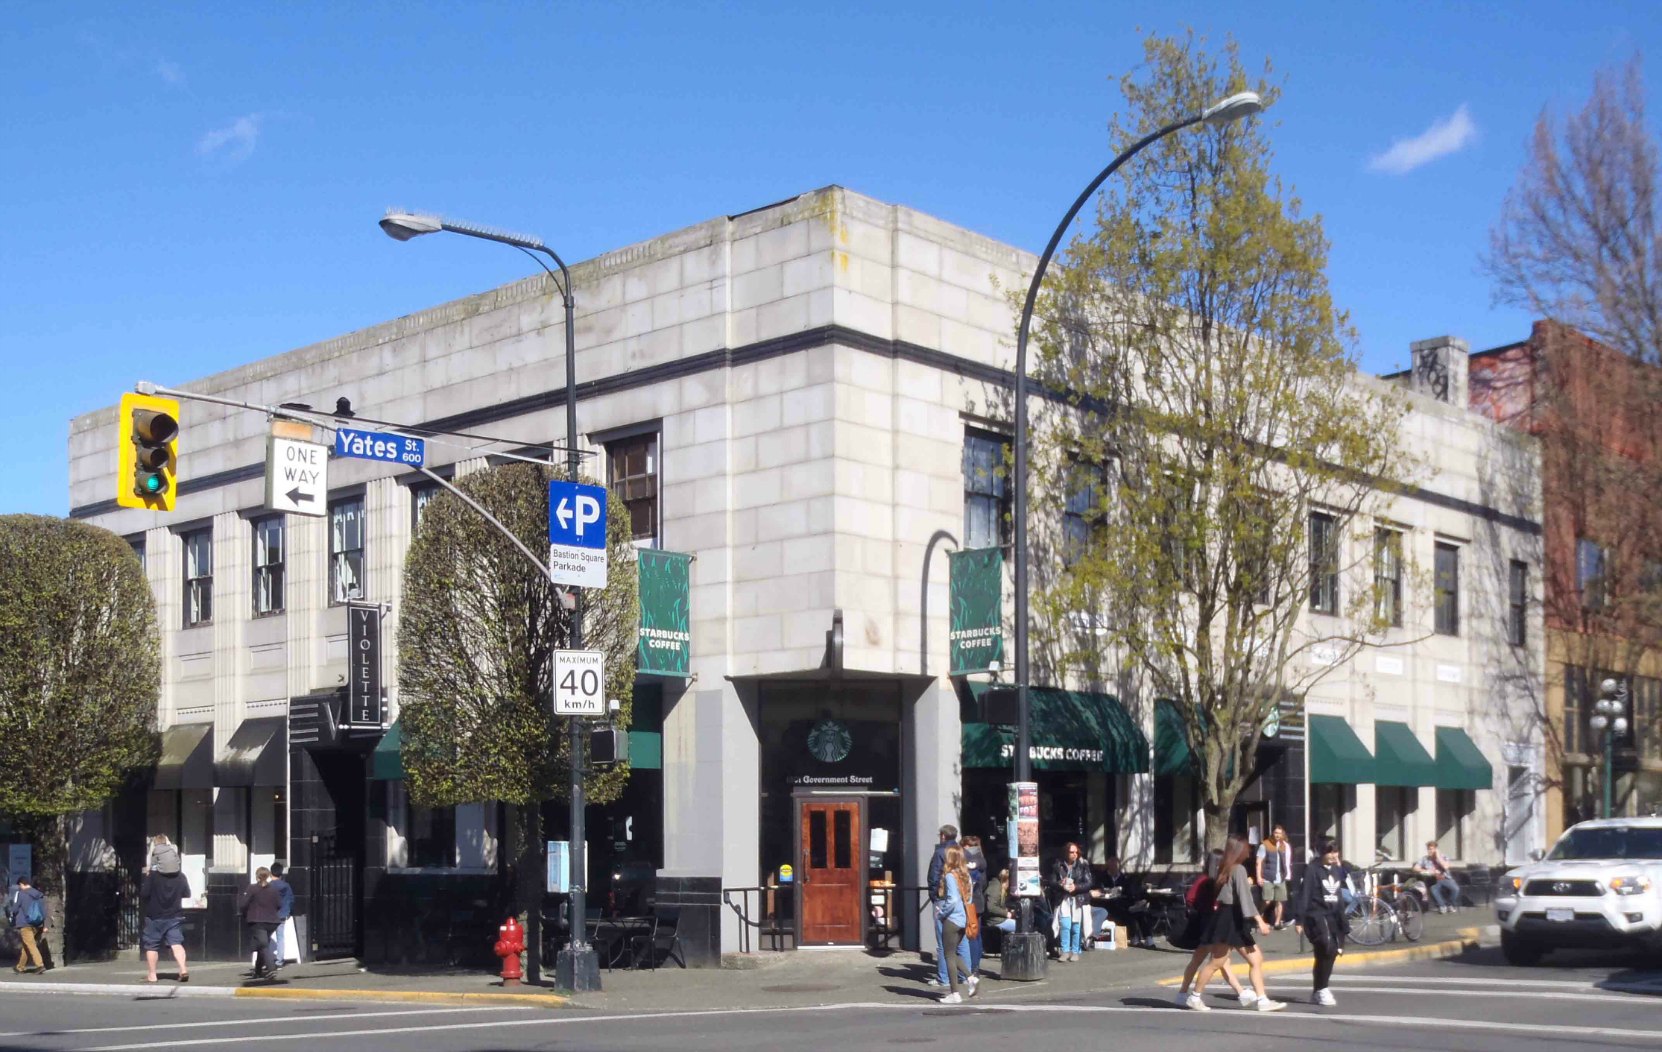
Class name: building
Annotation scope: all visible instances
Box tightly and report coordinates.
[1468,321,1662,840]
[66,187,1544,961]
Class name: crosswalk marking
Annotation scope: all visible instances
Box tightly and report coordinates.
[0,1005,525,1040]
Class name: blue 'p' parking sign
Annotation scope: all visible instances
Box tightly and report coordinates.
[547,480,608,587]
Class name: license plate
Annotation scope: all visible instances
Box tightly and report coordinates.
[1545,908,1574,923]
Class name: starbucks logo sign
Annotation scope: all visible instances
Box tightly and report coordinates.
[807,719,853,764]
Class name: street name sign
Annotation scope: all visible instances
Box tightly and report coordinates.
[547,480,608,588]
[266,436,328,516]
[552,649,606,716]
[335,427,425,467]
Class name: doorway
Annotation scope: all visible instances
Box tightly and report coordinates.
[794,796,864,946]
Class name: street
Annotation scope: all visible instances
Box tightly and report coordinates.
[1,946,1657,1051]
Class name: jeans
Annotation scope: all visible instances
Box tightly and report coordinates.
[1057,914,1083,954]
[933,909,973,984]
[1428,877,1460,909]
[273,919,285,964]
[968,932,983,973]
[994,918,1016,933]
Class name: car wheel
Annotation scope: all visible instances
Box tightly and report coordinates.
[1500,931,1545,967]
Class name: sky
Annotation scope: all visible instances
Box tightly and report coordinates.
[4,1,1658,516]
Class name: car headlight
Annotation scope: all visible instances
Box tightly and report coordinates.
[1610,877,1652,896]
[1508,876,1524,893]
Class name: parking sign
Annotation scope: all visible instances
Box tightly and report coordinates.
[547,480,608,588]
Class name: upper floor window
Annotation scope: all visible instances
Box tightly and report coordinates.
[1062,458,1108,561]
[1577,538,1609,611]
[1308,511,1339,616]
[1373,528,1403,627]
[252,516,285,617]
[1434,541,1461,636]
[411,482,442,531]
[1564,665,1587,755]
[183,528,213,627]
[963,429,1011,550]
[607,432,659,547]
[329,498,366,604]
[1507,559,1528,647]
[127,535,146,573]
[1640,559,1662,598]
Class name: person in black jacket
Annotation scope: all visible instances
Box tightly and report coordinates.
[1047,843,1092,962]
[1294,839,1350,1007]
[924,825,970,987]
[238,867,283,981]
[139,867,192,983]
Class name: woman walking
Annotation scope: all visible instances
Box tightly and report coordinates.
[1189,835,1285,1012]
[933,846,980,1004]
[1048,842,1092,962]
[238,867,283,981]
[1171,849,1250,1009]
[1295,839,1349,1006]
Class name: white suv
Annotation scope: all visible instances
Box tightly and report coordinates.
[1494,817,1662,965]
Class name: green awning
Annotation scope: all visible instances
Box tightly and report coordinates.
[628,730,662,770]
[1308,714,1374,784]
[1154,699,1193,777]
[1373,721,1437,787]
[1434,726,1493,790]
[370,719,403,781]
[963,683,1149,773]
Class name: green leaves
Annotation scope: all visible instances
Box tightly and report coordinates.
[0,515,160,816]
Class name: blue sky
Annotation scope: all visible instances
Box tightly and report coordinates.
[4,2,1657,516]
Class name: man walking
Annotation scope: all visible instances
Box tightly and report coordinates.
[268,863,294,972]
[1255,825,1293,929]
[926,824,972,986]
[7,876,48,974]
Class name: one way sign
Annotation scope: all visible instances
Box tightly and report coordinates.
[547,480,608,588]
[265,436,328,517]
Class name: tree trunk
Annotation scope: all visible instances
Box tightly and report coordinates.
[1202,797,1232,854]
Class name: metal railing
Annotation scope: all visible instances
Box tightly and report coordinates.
[721,887,792,954]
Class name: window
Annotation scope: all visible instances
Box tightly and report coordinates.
[1062,459,1107,560]
[1153,773,1199,865]
[1641,559,1662,598]
[411,482,442,530]
[1436,789,1474,859]
[1564,665,1589,755]
[183,528,213,627]
[1507,559,1528,647]
[1433,541,1460,635]
[252,516,284,616]
[329,498,366,604]
[1374,528,1403,627]
[963,429,1011,549]
[1636,676,1662,762]
[1309,511,1339,615]
[1375,786,1415,861]
[128,536,146,573]
[1577,538,1609,611]
[406,802,457,868]
[606,432,659,547]
[1311,783,1349,850]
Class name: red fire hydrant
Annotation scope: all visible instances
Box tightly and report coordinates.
[494,916,526,986]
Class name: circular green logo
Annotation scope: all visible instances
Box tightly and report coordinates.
[807,719,853,763]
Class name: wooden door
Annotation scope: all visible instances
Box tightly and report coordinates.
[797,798,863,946]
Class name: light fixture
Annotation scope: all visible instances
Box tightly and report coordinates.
[378,211,443,241]
[1202,91,1265,127]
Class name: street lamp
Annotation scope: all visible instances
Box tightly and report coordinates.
[1590,678,1630,819]
[1005,90,1264,981]
[381,209,600,992]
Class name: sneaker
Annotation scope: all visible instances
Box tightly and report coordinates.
[1314,988,1336,1006]
[939,991,964,1005]
[1238,990,1259,1007]
[1183,992,1210,1011]
[1255,998,1288,1013]
[1173,989,1191,1008]
[966,976,980,999]
[925,977,946,987]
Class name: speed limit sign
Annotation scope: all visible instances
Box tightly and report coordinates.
[552,649,606,715]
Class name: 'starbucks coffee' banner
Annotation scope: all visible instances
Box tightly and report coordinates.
[637,550,692,677]
[949,547,1003,675]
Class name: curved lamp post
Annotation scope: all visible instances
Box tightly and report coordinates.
[1004,91,1263,980]
[381,210,600,991]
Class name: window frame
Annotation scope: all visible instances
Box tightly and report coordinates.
[1576,537,1609,612]
[1061,456,1110,561]
[1507,559,1528,647]
[1308,510,1340,616]
[410,481,442,532]
[182,528,213,628]
[606,430,661,548]
[962,428,1012,550]
[1433,540,1461,636]
[251,515,285,618]
[328,496,367,605]
[1373,527,1404,628]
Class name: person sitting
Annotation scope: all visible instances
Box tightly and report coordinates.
[1090,857,1157,949]
[1414,841,1462,913]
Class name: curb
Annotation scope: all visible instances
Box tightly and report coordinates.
[0,980,566,1008]
[0,981,235,998]
[1157,927,1482,986]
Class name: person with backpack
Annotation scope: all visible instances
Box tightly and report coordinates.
[1189,834,1286,1012]
[1294,839,1350,1006]
[140,864,192,983]
[1171,849,1250,1009]
[7,876,48,974]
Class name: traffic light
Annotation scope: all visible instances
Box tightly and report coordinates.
[116,391,180,511]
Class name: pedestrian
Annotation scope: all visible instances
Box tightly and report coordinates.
[925,824,972,988]
[1255,825,1293,929]
[933,845,979,1004]
[960,836,989,975]
[238,867,283,981]
[139,863,191,983]
[984,868,1016,937]
[146,834,181,876]
[1171,849,1252,1009]
[1189,834,1285,1012]
[1295,839,1349,1006]
[1047,842,1092,962]
[268,862,294,972]
[6,876,48,974]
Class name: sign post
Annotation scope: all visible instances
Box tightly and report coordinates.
[346,603,384,728]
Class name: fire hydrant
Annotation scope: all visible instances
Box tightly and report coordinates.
[494,916,526,986]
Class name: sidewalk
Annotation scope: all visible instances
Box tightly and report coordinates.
[0,911,1486,1012]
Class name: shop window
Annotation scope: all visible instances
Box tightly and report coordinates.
[1373,528,1403,627]
[606,431,660,548]
[252,516,284,616]
[1153,774,1199,865]
[182,528,213,627]
[1507,559,1528,647]
[1433,541,1460,635]
[329,497,366,604]
[1309,512,1339,615]
[1311,783,1349,852]
[411,482,441,530]
[388,783,496,871]
[1375,786,1415,862]
[1436,789,1474,859]
[963,428,1011,550]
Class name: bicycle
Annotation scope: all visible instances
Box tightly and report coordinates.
[1342,860,1425,945]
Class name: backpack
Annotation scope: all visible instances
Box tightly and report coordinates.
[24,893,45,927]
[1185,873,1217,912]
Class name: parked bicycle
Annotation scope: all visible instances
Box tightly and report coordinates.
[1344,854,1425,945]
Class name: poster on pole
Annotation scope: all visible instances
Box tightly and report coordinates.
[949,548,1003,675]
[1010,781,1041,898]
[636,550,692,677]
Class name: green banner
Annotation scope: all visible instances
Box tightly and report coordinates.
[637,550,692,677]
[949,547,1003,675]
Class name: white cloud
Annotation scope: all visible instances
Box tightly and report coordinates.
[155,59,185,87]
[197,115,262,164]
[1366,104,1477,175]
